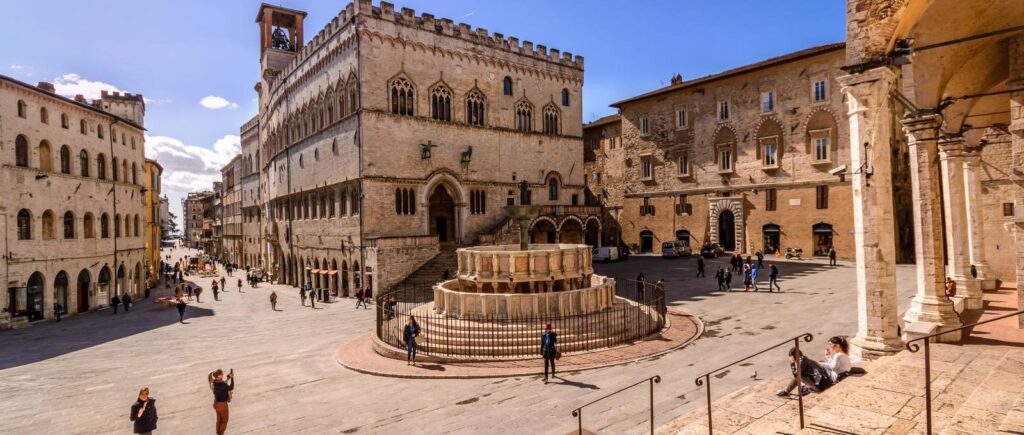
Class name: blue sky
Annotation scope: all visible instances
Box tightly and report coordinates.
[0,1,845,223]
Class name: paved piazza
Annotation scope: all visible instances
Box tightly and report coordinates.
[0,247,918,434]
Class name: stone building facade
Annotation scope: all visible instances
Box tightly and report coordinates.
[610,44,894,260]
[249,1,595,294]
[583,115,625,246]
[1,75,147,328]
[144,158,163,286]
[220,156,242,266]
[183,191,213,249]
[239,116,263,270]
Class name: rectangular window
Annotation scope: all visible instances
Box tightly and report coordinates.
[766,188,777,211]
[640,197,655,216]
[815,137,830,162]
[763,142,778,167]
[1004,202,1015,217]
[719,148,732,172]
[676,109,687,129]
[641,156,652,180]
[813,79,827,102]
[676,194,691,215]
[816,185,829,209]
[640,116,650,136]
[718,101,730,121]
[761,91,774,112]
[571,194,579,206]
[678,153,689,176]
[507,190,515,206]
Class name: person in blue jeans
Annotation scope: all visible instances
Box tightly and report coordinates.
[404,316,420,366]
[769,263,782,292]
[540,323,558,382]
[750,265,760,291]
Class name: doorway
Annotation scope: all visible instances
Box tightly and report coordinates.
[54,271,69,315]
[77,270,90,313]
[762,224,780,255]
[639,230,654,253]
[429,185,456,243]
[718,210,736,251]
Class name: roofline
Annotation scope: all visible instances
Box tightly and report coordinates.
[256,3,308,22]
[584,114,621,129]
[145,158,163,172]
[0,74,146,131]
[610,42,845,108]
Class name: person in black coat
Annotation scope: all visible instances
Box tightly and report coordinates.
[130,387,158,434]
[175,298,186,323]
[111,295,121,314]
[123,293,132,312]
[540,323,558,382]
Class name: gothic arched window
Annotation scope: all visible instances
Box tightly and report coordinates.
[430,85,452,121]
[543,105,560,135]
[79,150,90,177]
[60,145,71,174]
[389,78,415,116]
[515,100,533,132]
[465,90,486,126]
[561,88,570,106]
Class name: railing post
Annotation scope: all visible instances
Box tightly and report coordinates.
[924,339,932,435]
[704,374,712,433]
[649,376,655,435]
[795,337,805,430]
[577,408,582,435]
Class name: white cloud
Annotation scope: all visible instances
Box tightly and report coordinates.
[9,64,29,70]
[52,73,124,100]
[9,64,34,77]
[200,95,239,110]
[144,134,240,225]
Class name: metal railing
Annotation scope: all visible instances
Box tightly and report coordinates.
[905,309,1024,435]
[571,375,661,435]
[694,333,814,433]
[375,280,666,359]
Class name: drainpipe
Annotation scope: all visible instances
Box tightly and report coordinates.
[107,118,119,303]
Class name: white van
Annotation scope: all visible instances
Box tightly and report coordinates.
[661,240,692,258]
[592,246,620,262]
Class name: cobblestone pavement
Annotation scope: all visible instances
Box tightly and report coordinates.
[0,248,918,434]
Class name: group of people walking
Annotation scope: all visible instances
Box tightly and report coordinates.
[705,253,782,292]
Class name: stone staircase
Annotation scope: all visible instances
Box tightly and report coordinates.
[661,343,1024,434]
[394,244,459,290]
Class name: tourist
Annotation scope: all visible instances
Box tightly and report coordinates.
[310,289,316,309]
[756,250,764,269]
[364,286,373,304]
[354,288,364,309]
[540,323,558,382]
[828,247,837,266]
[194,286,203,303]
[212,282,219,301]
[404,316,420,365]
[724,268,733,290]
[776,347,832,397]
[129,386,158,434]
[945,276,957,298]
[237,278,243,294]
[442,268,450,280]
[176,298,187,323]
[696,256,705,278]
[715,267,726,291]
[208,369,234,435]
[745,255,753,268]
[123,293,132,312]
[269,291,278,311]
[750,264,760,292]
[732,254,742,273]
[769,263,782,292]
[656,278,665,293]
[219,277,226,293]
[636,272,646,300]
[742,264,752,292]
[54,302,63,322]
[822,336,852,383]
[300,286,308,306]
[112,294,122,314]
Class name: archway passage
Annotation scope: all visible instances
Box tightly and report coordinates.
[584,219,601,247]
[559,219,583,244]
[676,229,691,248]
[718,210,736,251]
[639,230,654,253]
[77,269,91,313]
[531,219,557,244]
[428,185,456,243]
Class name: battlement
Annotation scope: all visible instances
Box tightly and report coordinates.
[100,90,146,104]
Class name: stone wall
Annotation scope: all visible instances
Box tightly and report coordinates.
[368,237,439,291]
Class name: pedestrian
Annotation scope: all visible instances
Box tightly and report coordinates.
[237,278,243,293]
[751,265,760,292]
[176,298,186,323]
[54,302,63,322]
[212,283,219,301]
[540,323,558,382]
[745,255,753,268]
[112,294,121,314]
[828,247,837,267]
[715,267,726,291]
[696,256,705,278]
[655,278,665,293]
[724,268,733,289]
[129,386,158,434]
[220,277,226,293]
[775,347,832,397]
[123,293,132,312]
[208,369,234,435]
[270,291,278,311]
[195,286,203,303]
[364,286,373,306]
[769,263,782,292]
[404,316,420,365]
[636,272,646,300]
[300,286,307,306]
[186,284,193,301]
[310,289,316,309]
[743,264,752,292]
[442,268,450,280]
[756,251,765,269]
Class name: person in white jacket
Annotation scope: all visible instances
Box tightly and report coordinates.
[822,336,852,383]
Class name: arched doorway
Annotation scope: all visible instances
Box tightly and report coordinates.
[813,223,834,256]
[330,259,339,296]
[559,219,583,244]
[54,271,69,316]
[718,210,736,251]
[341,260,350,296]
[77,269,91,313]
[134,263,143,297]
[116,265,126,298]
[428,185,456,242]
[98,266,112,305]
[353,261,361,290]
[639,230,654,253]
[584,218,601,247]
[531,219,557,244]
[25,272,45,321]
[675,229,691,248]
[762,224,781,255]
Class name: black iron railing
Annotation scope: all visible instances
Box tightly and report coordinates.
[571,375,661,435]
[375,280,666,359]
[905,309,1024,435]
[694,333,814,433]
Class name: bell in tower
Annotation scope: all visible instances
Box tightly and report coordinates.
[271,27,290,51]
[256,4,307,78]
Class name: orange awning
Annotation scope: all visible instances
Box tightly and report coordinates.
[309,269,321,273]
[326,270,338,275]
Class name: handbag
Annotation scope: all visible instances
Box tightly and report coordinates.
[554,350,562,360]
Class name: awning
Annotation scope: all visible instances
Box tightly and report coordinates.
[813,228,833,234]
[309,269,321,273]
[326,270,338,276]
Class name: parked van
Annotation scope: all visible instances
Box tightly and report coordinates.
[592,246,620,262]
[662,240,692,258]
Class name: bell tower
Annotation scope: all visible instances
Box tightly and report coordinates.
[256,4,307,77]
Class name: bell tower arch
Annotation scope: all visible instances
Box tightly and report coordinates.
[256,4,307,76]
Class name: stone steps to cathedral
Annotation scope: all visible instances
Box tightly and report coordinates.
[392,247,459,290]
[658,343,1024,434]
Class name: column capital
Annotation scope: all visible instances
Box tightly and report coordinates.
[937,135,967,157]
[901,114,943,141]
[836,66,898,90]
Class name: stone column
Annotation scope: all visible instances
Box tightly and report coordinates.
[962,150,996,290]
[902,114,962,341]
[939,136,982,309]
[837,67,903,359]
[1010,34,1024,328]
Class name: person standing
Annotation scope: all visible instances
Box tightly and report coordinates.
[756,251,765,269]
[724,268,733,290]
[769,264,782,292]
[655,278,665,294]
[751,265,760,292]
[129,387,158,434]
[194,286,203,303]
[123,293,132,312]
[540,323,558,382]
[354,288,364,309]
[715,267,726,291]
[212,282,219,301]
[176,298,186,323]
[219,277,226,293]
[743,264,752,292]
[404,316,420,365]
[269,291,278,311]
[309,289,316,309]
[300,286,308,307]
[186,284,194,301]
[54,302,63,322]
[828,247,837,267]
[237,278,243,294]
[696,257,705,278]
[209,369,234,435]
[112,294,121,314]
[635,272,646,300]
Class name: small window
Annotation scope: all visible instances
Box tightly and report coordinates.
[676,109,687,129]
[100,214,110,238]
[548,178,559,201]
[640,197,655,216]
[15,135,29,167]
[40,107,49,124]
[719,148,732,172]
[314,149,320,161]
[470,190,487,214]
[678,153,689,176]
[60,145,71,174]
[561,88,570,106]
[299,155,304,168]
[1004,202,1015,217]
[394,188,416,215]
[641,156,653,180]
[79,150,90,177]
[676,195,691,215]
[17,100,27,118]
[17,209,31,240]
[63,211,75,239]
[813,79,827,102]
[112,129,117,143]
[718,101,730,121]
[503,76,513,96]
[816,185,829,209]
[80,120,88,134]
[639,115,650,136]
[761,91,774,112]
[766,188,777,211]
[763,142,778,168]
[97,125,104,139]
[814,136,830,162]
[61,113,69,129]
